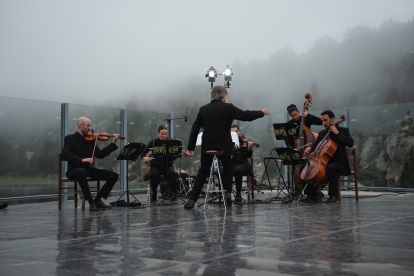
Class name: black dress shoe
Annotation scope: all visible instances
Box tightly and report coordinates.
[235,194,242,203]
[307,195,319,202]
[326,196,337,203]
[184,200,195,209]
[0,203,8,209]
[225,192,232,208]
[95,200,112,210]
[89,202,99,211]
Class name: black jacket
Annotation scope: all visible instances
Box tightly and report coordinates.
[140,138,176,168]
[188,100,264,156]
[310,126,354,176]
[287,113,322,128]
[232,138,254,177]
[62,132,118,178]
[287,114,322,147]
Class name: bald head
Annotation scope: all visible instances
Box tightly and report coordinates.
[77,117,91,136]
[77,117,90,127]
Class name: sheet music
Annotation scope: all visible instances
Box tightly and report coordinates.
[196,132,203,146]
[195,132,239,147]
[231,131,240,147]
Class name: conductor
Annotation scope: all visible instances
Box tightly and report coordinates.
[184,85,270,209]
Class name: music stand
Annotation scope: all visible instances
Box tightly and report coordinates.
[258,123,297,193]
[152,139,186,204]
[113,142,146,207]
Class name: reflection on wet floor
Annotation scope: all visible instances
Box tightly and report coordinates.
[1,192,414,275]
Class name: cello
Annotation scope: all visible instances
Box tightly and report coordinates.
[300,115,346,186]
[293,93,319,190]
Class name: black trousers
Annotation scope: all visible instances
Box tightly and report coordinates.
[326,162,342,197]
[71,168,119,203]
[150,165,177,200]
[233,163,248,194]
[190,153,233,202]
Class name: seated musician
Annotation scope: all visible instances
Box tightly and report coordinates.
[304,110,354,203]
[141,125,178,203]
[62,117,120,211]
[287,104,322,199]
[286,104,322,147]
[230,124,255,203]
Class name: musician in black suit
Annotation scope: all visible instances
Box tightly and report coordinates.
[230,124,255,202]
[62,117,120,211]
[287,104,323,199]
[140,125,178,203]
[286,104,322,147]
[184,85,269,209]
[304,110,354,203]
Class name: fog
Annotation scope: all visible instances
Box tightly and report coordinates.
[0,0,413,112]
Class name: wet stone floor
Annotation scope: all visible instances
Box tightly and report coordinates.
[1,192,414,276]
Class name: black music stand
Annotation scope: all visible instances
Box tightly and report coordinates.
[112,142,146,207]
[258,123,297,193]
[273,147,307,203]
[152,139,186,204]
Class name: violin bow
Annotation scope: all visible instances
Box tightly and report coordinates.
[241,124,250,137]
[90,128,100,167]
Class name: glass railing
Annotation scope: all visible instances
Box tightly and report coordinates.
[349,103,414,188]
[0,97,61,198]
[0,96,412,200]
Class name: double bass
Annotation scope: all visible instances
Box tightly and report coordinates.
[300,115,346,186]
[293,93,319,190]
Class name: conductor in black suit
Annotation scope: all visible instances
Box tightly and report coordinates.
[62,117,120,211]
[184,85,270,209]
[304,110,354,203]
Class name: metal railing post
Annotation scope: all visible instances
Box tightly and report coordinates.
[169,113,173,139]
[61,103,69,201]
[344,107,350,188]
[283,112,289,184]
[120,109,127,194]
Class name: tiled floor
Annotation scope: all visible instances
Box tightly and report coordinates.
[1,192,414,275]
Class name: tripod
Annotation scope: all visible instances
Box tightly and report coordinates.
[198,151,242,210]
[175,153,190,196]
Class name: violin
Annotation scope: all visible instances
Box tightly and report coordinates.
[239,125,260,148]
[84,129,123,168]
[85,132,125,142]
[240,136,260,148]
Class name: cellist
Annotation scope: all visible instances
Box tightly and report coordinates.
[303,110,354,203]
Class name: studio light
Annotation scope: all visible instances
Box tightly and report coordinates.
[205,65,233,89]
[223,65,233,88]
[205,66,217,88]
[223,65,233,81]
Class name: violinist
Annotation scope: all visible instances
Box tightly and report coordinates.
[304,110,354,203]
[141,125,178,203]
[286,104,322,147]
[62,117,120,211]
[230,124,254,202]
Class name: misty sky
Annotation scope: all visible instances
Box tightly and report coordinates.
[0,0,413,108]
